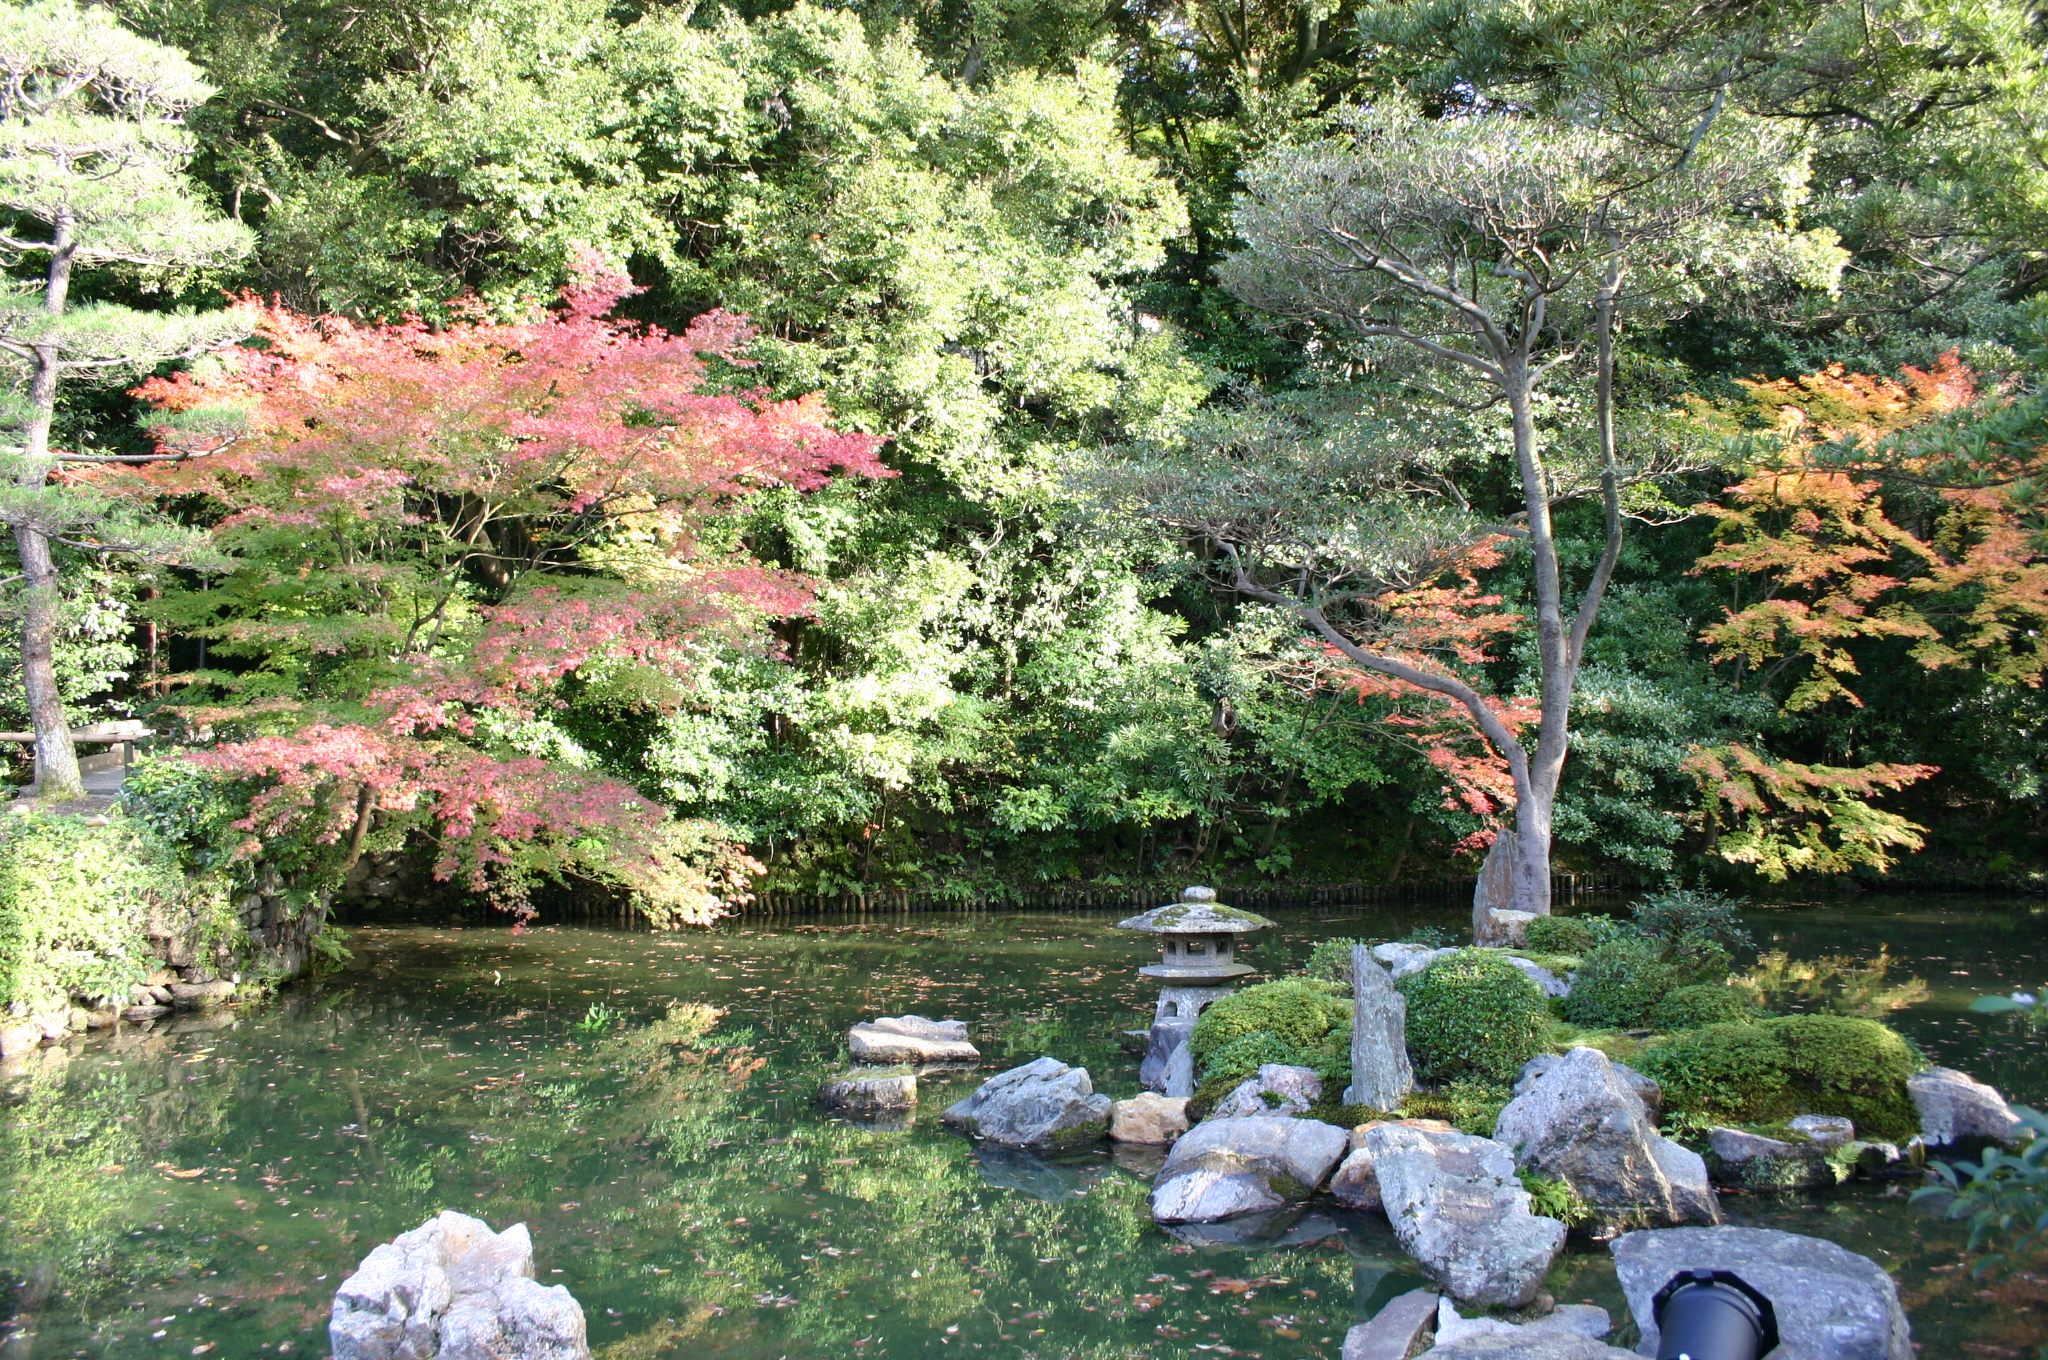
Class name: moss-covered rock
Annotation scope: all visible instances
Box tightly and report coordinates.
[1398,949,1547,1084]
[1634,1015,1921,1139]
[1523,916,1595,954]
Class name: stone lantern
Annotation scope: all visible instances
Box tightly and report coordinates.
[1117,886,1275,1096]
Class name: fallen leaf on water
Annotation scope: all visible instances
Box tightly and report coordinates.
[152,1163,207,1179]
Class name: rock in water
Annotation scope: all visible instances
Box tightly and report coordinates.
[1347,945,1414,1113]
[817,1069,917,1112]
[1210,1063,1322,1118]
[1139,1020,1193,1094]
[331,1210,588,1360]
[1365,1123,1566,1308]
[1493,1046,1718,1228]
[1330,1119,1457,1211]
[1416,1334,1637,1360]
[1432,1297,1613,1346]
[1909,1066,2022,1146]
[1341,1288,1439,1360]
[1613,1226,1911,1360]
[1150,1115,1349,1223]
[941,1057,1110,1147]
[1110,1092,1189,1144]
[847,1015,980,1065]
[168,980,236,1008]
[1705,1125,1861,1190]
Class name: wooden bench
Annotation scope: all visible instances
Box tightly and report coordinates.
[0,720,156,777]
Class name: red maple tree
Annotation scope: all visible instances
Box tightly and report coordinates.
[118,255,889,922]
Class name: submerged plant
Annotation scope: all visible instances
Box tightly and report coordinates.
[574,1001,622,1033]
[1734,946,1930,1018]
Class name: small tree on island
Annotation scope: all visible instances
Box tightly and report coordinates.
[0,0,253,798]
[1092,106,1845,914]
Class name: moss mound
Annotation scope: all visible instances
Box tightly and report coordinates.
[1634,1014,1921,1139]
[1201,1030,1307,1089]
[1399,949,1547,1084]
[1189,979,1349,1074]
[1651,983,1756,1032]
[1560,934,1678,1029]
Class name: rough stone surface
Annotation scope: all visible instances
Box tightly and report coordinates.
[1416,1334,1637,1360]
[1110,1092,1189,1145]
[1790,1114,1855,1147]
[941,1057,1110,1148]
[1330,1120,1457,1210]
[1341,1288,1439,1360]
[1432,1298,1613,1346]
[330,1210,588,1360]
[1909,1066,2022,1146]
[1211,1063,1322,1119]
[1140,1020,1193,1094]
[168,980,236,1007]
[848,1015,980,1065]
[1504,955,1570,998]
[1470,829,1521,947]
[1705,1126,1851,1190]
[817,1071,917,1112]
[1347,946,1415,1112]
[1612,1226,1912,1360]
[1493,1046,1718,1228]
[0,1022,41,1057]
[1512,1053,1661,1117]
[121,1005,171,1022]
[1372,943,1459,981]
[1366,1123,1567,1308]
[1150,1116,1348,1223]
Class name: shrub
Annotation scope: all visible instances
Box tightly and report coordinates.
[1201,1030,1307,1089]
[1633,1022,1792,1121]
[1520,1169,1593,1226]
[0,811,188,1013]
[1299,938,1368,993]
[1189,979,1350,1073]
[1524,916,1594,954]
[1402,925,1456,949]
[1768,1014,1921,1140]
[1400,949,1547,1083]
[1635,1015,1922,1138]
[1652,984,1756,1032]
[1631,888,1753,954]
[1561,935,1680,1030]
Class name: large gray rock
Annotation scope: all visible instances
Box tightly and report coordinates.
[1513,1053,1661,1118]
[1211,1063,1322,1118]
[331,1211,588,1360]
[1331,1119,1458,1210]
[1348,945,1415,1113]
[1505,955,1570,998]
[1342,1288,1439,1360]
[1433,1297,1612,1346]
[1366,1123,1567,1308]
[1150,1115,1348,1223]
[817,1070,917,1112]
[1472,830,1535,947]
[1139,1020,1193,1094]
[1494,1046,1716,1228]
[1372,942,1460,981]
[1704,1126,1856,1190]
[1612,1226,1912,1360]
[1417,1335,1637,1360]
[848,1015,979,1064]
[941,1057,1109,1147]
[1909,1066,2022,1146]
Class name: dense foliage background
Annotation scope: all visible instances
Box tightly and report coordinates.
[14,0,2048,903]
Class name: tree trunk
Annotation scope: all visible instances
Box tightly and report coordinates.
[15,216,82,800]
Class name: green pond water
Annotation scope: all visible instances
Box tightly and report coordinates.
[3,896,2046,1360]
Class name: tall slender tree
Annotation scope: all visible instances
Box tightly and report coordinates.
[0,0,250,797]
[1104,107,1845,914]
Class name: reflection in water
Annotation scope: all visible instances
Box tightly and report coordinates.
[0,899,2041,1359]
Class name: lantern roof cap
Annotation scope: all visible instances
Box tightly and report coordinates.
[1116,886,1276,934]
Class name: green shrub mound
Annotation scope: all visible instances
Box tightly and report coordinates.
[1189,979,1350,1075]
[1634,1015,1921,1139]
[1398,949,1547,1084]
[1651,983,1756,1032]
[0,810,190,1014]
[1201,1030,1307,1089]
[1562,935,1677,1029]
[1298,938,1367,994]
[1523,915,1594,954]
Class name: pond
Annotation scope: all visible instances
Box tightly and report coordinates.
[2,895,2045,1360]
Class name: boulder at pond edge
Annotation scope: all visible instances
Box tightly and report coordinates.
[941,1056,1110,1147]
[331,1210,588,1360]
[1150,1115,1348,1223]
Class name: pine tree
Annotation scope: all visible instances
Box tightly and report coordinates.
[0,0,251,797]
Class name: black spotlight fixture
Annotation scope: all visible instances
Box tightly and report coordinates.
[1650,1269,1780,1360]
